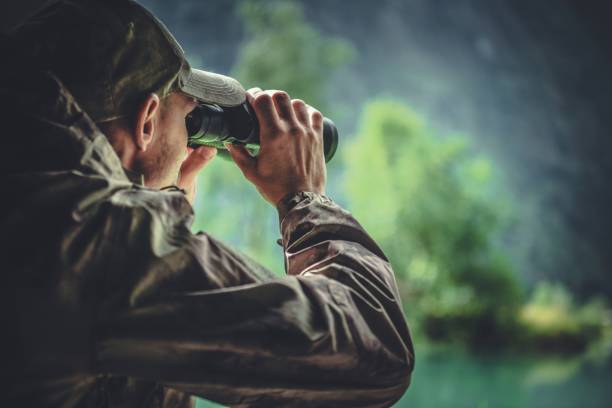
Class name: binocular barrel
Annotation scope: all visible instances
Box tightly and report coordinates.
[186,102,339,163]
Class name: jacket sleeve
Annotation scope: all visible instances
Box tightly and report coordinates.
[93,190,414,408]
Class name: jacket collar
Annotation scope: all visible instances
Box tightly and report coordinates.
[122,167,145,186]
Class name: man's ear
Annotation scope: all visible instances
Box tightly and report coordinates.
[134,93,161,152]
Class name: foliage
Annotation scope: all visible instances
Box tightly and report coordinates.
[232,0,354,112]
[192,0,353,274]
[518,281,611,352]
[344,100,522,348]
[192,0,609,355]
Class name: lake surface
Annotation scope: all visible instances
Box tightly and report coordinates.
[396,348,612,408]
[196,347,612,408]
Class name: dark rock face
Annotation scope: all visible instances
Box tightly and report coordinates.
[3,0,611,298]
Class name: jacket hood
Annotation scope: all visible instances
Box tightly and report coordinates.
[0,33,129,183]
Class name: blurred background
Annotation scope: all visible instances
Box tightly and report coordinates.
[3,0,612,407]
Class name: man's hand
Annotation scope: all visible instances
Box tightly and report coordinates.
[177,146,217,205]
[226,88,327,207]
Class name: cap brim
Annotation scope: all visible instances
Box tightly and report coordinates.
[179,68,246,107]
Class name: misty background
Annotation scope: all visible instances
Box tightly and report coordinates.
[4,0,610,300]
[3,1,612,407]
[137,0,612,299]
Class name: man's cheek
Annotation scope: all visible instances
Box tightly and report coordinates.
[175,146,188,174]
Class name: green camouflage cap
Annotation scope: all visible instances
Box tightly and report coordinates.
[12,0,245,122]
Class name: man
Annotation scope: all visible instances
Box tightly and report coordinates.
[0,0,414,406]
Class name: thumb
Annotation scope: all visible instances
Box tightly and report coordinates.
[179,146,217,184]
[226,143,257,180]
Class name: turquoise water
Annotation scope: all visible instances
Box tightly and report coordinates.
[396,349,612,408]
[196,348,612,408]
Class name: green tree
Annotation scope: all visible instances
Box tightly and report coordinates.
[232,0,354,112]
[344,99,522,348]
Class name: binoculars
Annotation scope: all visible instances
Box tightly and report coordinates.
[185,102,339,162]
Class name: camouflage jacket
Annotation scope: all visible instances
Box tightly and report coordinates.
[0,39,413,408]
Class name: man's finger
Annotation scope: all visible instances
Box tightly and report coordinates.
[311,109,324,132]
[272,91,298,125]
[292,99,310,127]
[247,87,263,95]
[179,146,217,184]
[249,92,281,135]
[226,143,257,180]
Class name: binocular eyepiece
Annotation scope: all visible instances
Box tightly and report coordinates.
[185,102,339,162]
